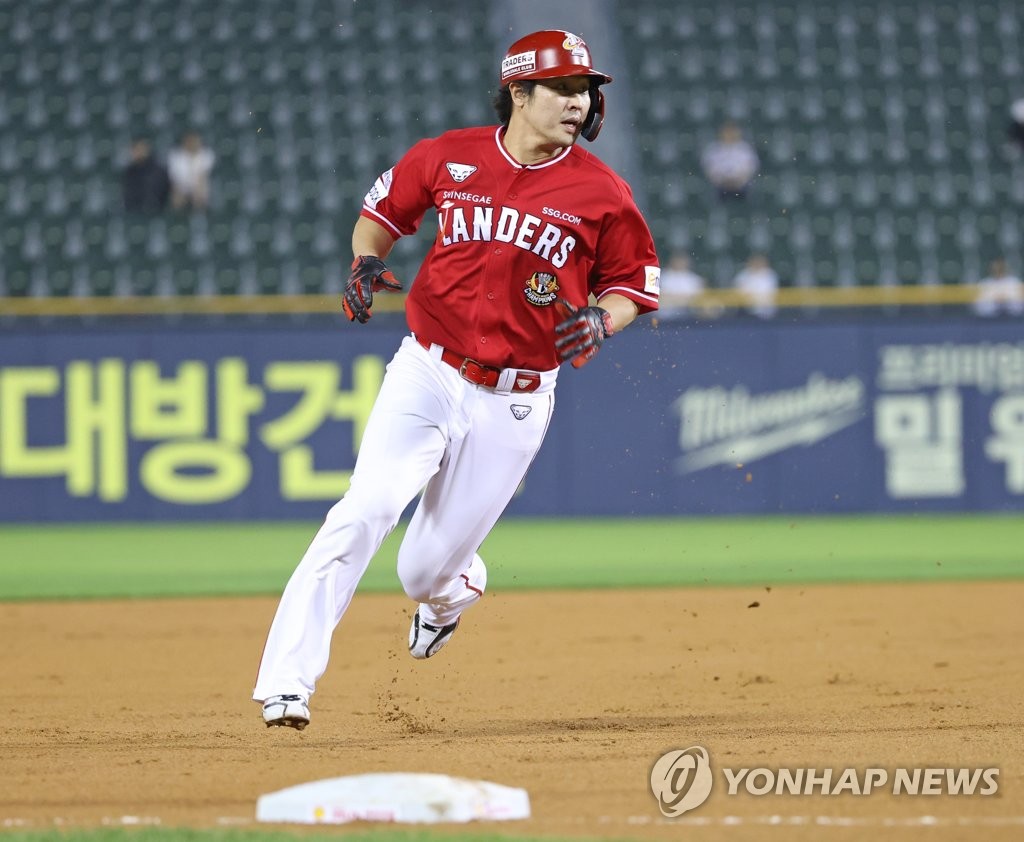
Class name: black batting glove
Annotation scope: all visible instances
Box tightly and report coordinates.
[554,298,614,368]
[342,255,402,323]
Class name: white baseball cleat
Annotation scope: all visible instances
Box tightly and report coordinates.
[408,609,460,659]
[262,694,310,730]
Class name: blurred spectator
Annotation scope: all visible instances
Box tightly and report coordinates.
[701,122,760,200]
[122,138,170,214]
[1008,97,1024,156]
[658,252,706,318]
[733,254,778,319]
[168,131,215,211]
[972,258,1023,317]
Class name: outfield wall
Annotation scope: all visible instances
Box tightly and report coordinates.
[1,316,1022,521]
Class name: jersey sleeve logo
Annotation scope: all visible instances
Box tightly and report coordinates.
[644,265,662,295]
[364,167,394,208]
[445,162,478,183]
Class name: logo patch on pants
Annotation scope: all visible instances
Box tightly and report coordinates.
[510,405,532,420]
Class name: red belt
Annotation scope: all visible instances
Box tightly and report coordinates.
[417,337,541,393]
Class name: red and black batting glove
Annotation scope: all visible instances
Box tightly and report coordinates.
[554,298,615,368]
[342,255,402,323]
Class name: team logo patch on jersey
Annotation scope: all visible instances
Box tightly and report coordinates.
[644,265,662,295]
[510,404,532,420]
[524,271,560,306]
[446,162,477,183]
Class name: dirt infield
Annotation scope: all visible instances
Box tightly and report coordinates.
[4,581,1022,841]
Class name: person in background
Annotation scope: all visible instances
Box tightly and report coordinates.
[1007,97,1024,156]
[733,253,779,319]
[168,131,215,211]
[658,252,706,318]
[122,138,169,214]
[700,122,760,201]
[972,258,1024,317]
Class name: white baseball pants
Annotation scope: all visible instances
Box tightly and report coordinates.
[253,335,557,702]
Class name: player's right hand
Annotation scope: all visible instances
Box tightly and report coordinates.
[342,255,402,323]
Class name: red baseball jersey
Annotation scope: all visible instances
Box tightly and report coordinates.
[360,126,660,370]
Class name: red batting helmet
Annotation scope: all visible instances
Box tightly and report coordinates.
[500,30,612,142]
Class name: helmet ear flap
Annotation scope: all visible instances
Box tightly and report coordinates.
[580,84,605,142]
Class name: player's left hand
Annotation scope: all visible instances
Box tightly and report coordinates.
[342,255,402,323]
[554,298,614,368]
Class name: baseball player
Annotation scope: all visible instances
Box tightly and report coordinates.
[255,30,660,730]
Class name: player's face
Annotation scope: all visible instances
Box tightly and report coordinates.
[520,77,592,147]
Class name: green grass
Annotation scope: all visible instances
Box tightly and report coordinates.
[1,514,1021,601]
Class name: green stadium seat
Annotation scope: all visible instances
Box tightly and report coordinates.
[0,0,501,297]
[617,0,1022,289]
[213,262,242,295]
[173,265,199,297]
[4,265,32,297]
[2,0,1021,300]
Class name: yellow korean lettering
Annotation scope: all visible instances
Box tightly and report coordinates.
[130,360,208,438]
[259,356,385,501]
[260,362,342,449]
[260,361,349,500]
[65,360,128,501]
[217,358,265,444]
[137,357,262,503]
[139,440,252,504]
[335,355,386,450]
[0,366,68,476]
[278,450,353,500]
[0,363,127,501]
